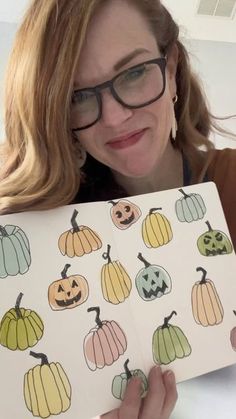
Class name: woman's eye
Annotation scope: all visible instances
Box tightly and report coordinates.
[72,91,91,104]
[125,65,146,81]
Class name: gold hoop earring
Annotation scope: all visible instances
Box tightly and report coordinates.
[171,95,178,141]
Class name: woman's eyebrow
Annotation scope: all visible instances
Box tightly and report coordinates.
[113,48,150,71]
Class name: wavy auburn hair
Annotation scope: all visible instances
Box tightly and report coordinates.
[0,0,217,213]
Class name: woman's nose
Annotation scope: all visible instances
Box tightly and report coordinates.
[100,89,133,127]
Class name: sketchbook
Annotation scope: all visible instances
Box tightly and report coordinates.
[0,181,236,419]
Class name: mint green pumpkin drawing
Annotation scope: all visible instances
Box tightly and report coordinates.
[197,221,233,256]
[0,225,31,278]
[175,189,206,222]
[112,359,148,400]
[136,253,172,301]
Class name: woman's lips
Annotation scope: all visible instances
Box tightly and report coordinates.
[107,129,147,150]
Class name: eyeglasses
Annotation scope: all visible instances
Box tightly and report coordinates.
[71,57,167,131]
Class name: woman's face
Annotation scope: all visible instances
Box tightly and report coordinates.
[73,0,177,178]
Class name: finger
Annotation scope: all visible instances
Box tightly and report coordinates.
[101,408,118,418]
[119,376,142,419]
[162,370,178,419]
[140,365,166,419]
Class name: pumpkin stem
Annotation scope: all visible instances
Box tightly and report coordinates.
[102,244,112,263]
[179,189,189,199]
[29,351,49,365]
[149,208,162,215]
[108,201,117,206]
[137,253,150,268]
[196,267,207,284]
[71,209,80,232]
[15,293,24,318]
[124,359,132,380]
[233,310,236,317]
[162,311,177,329]
[61,264,71,279]
[0,226,8,236]
[205,221,212,232]
[87,307,103,328]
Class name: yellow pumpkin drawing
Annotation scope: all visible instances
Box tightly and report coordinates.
[142,208,173,248]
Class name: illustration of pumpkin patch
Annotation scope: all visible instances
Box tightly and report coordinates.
[108,199,141,229]
[0,224,31,278]
[112,359,148,400]
[197,221,233,256]
[136,253,171,301]
[58,209,102,257]
[24,351,72,418]
[192,267,224,327]
[0,293,44,351]
[101,244,132,304]
[175,189,206,222]
[142,208,173,248]
[84,306,127,371]
[230,311,236,352]
[48,264,89,311]
[152,311,192,365]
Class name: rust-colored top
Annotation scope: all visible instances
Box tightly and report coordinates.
[205,148,236,249]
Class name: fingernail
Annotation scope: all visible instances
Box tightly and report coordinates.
[166,370,175,381]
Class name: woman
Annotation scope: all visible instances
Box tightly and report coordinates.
[0,0,235,417]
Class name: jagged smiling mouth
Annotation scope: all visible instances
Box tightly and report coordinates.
[205,246,227,256]
[120,213,135,225]
[55,291,82,306]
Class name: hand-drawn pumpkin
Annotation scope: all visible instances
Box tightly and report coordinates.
[84,306,127,371]
[0,293,44,351]
[175,189,206,222]
[230,310,236,351]
[192,267,224,326]
[152,311,192,365]
[108,199,141,229]
[0,224,31,278]
[112,359,148,400]
[48,264,89,311]
[24,351,71,418]
[142,208,173,248]
[135,253,171,301]
[197,221,233,256]
[101,244,132,304]
[58,209,102,257]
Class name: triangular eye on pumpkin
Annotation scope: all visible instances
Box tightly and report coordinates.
[230,311,236,352]
[24,351,72,418]
[192,267,224,327]
[152,311,192,365]
[0,293,44,351]
[101,244,132,304]
[0,224,31,278]
[175,189,207,222]
[48,264,89,311]
[136,253,172,301]
[197,220,233,256]
[58,209,102,257]
[112,359,148,400]
[142,208,173,248]
[108,199,141,230]
[84,307,127,371]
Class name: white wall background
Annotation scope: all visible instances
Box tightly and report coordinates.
[0,22,236,148]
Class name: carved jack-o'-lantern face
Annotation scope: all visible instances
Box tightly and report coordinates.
[48,264,89,310]
[109,200,141,230]
[197,221,233,256]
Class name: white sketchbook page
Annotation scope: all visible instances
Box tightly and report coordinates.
[107,182,236,383]
[0,202,145,419]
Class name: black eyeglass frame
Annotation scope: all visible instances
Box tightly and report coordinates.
[72,56,167,131]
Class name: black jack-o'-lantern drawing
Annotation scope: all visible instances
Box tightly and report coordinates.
[108,199,141,230]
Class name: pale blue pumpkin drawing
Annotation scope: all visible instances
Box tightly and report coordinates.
[175,189,206,222]
[0,225,31,278]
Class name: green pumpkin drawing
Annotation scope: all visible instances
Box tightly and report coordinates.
[175,189,206,222]
[197,221,233,256]
[136,253,172,301]
[112,359,148,400]
[0,224,31,278]
[152,311,192,365]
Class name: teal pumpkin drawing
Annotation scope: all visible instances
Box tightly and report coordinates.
[112,359,148,400]
[0,224,31,278]
[136,253,171,301]
[0,293,44,351]
[197,221,233,256]
[152,311,192,365]
[175,189,206,222]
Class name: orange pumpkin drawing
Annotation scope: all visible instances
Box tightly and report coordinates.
[109,199,141,229]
